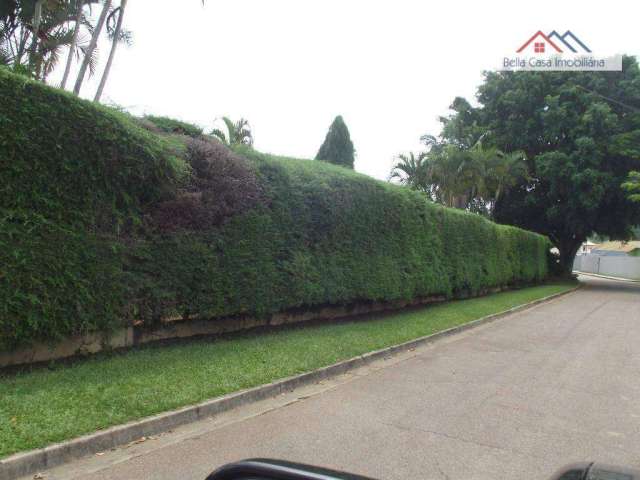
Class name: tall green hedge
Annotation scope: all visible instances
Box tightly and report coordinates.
[0,68,183,347]
[128,151,548,323]
[0,69,550,350]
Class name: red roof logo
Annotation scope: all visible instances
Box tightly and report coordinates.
[516,30,563,54]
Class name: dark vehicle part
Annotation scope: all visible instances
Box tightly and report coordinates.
[550,463,640,480]
[205,459,374,480]
[207,459,640,480]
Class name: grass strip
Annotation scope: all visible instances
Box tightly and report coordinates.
[0,282,575,458]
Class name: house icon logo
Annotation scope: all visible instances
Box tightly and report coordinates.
[516,30,591,54]
[501,30,620,71]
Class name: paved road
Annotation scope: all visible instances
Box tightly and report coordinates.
[27,276,640,480]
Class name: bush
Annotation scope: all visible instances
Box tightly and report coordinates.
[142,115,203,138]
[0,70,550,349]
[148,138,264,232]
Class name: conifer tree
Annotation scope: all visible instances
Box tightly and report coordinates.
[315,116,355,169]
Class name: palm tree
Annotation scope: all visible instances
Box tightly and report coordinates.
[451,144,486,208]
[37,3,98,81]
[37,26,74,81]
[211,117,253,146]
[1,0,89,79]
[60,0,88,89]
[390,138,529,214]
[94,0,128,102]
[439,143,528,211]
[422,144,468,208]
[73,0,111,95]
[27,0,44,72]
[483,149,528,203]
[389,152,428,191]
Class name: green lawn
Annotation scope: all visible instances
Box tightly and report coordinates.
[0,282,576,458]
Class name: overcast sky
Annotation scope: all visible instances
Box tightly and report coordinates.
[56,0,640,180]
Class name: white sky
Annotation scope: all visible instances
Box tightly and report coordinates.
[53,0,640,180]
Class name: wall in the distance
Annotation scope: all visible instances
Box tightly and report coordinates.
[573,255,640,280]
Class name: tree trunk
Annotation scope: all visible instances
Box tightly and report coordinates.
[35,42,46,80]
[73,0,112,96]
[17,28,29,65]
[557,238,583,277]
[94,0,127,102]
[452,194,468,210]
[60,0,84,89]
[27,0,44,73]
[494,184,502,203]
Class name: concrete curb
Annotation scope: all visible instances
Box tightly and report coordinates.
[574,271,640,283]
[0,285,579,479]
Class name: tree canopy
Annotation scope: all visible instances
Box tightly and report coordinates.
[464,56,640,273]
[315,115,355,169]
[390,102,529,216]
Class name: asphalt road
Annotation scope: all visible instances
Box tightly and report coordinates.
[25,276,640,480]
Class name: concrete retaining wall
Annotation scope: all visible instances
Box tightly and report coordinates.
[0,293,459,369]
[574,254,640,280]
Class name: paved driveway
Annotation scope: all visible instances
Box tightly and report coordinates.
[27,276,640,480]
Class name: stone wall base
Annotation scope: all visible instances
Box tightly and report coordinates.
[0,286,510,368]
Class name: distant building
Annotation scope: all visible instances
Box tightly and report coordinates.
[590,241,640,257]
[574,241,640,280]
[577,241,599,255]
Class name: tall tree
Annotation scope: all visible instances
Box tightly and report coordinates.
[315,115,355,169]
[469,57,640,274]
[73,0,111,95]
[94,0,127,102]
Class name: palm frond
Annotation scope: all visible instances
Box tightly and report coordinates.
[116,27,131,45]
[211,128,228,144]
[78,42,98,76]
[222,117,235,137]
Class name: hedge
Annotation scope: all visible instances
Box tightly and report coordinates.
[0,69,550,350]
[0,68,183,347]
[142,115,203,138]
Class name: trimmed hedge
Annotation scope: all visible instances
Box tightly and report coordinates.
[0,70,186,229]
[143,115,203,138]
[127,151,549,323]
[0,68,184,347]
[0,69,550,349]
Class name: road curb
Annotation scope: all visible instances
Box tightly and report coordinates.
[0,285,579,479]
[574,271,640,283]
